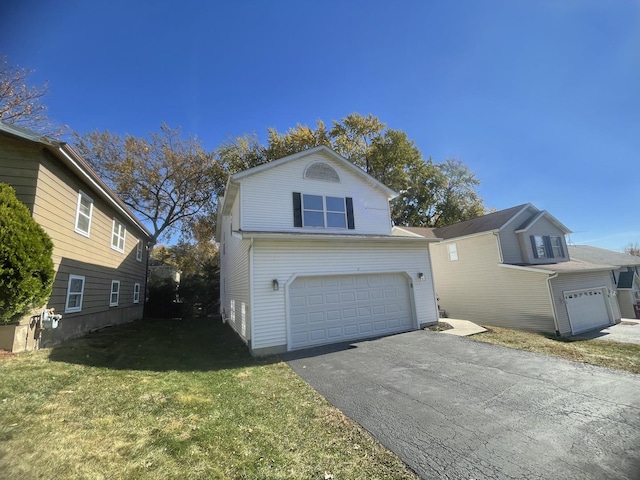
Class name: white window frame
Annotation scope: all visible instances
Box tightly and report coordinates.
[74,191,93,237]
[136,239,143,262]
[110,280,120,307]
[65,275,85,313]
[302,194,346,229]
[133,283,141,304]
[111,219,126,253]
[550,236,563,258]
[447,243,459,261]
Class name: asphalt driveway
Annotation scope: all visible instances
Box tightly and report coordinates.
[283,330,640,480]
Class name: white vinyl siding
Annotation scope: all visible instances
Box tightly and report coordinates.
[74,191,93,237]
[239,151,392,235]
[111,219,126,253]
[110,280,120,306]
[219,198,251,342]
[251,239,437,351]
[65,275,85,313]
[430,233,556,333]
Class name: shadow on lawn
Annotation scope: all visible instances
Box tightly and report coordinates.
[48,316,275,372]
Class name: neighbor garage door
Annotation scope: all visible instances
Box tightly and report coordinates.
[289,273,414,350]
[564,288,611,334]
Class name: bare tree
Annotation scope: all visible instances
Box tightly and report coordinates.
[624,242,640,257]
[0,56,63,136]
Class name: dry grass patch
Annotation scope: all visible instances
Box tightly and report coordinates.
[473,326,640,373]
[0,317,417,480]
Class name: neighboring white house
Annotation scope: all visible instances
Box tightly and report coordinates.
[216,146,439,355]
[398,204,622,336]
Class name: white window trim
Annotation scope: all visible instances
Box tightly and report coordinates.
[447,243,459,261]
[74,191,93,237]
[136,239,143,262]
[133,283,141,304]
[110,280,120,307]
[302,194,347,229]
[111,219,126,253]
[65,275,85,313]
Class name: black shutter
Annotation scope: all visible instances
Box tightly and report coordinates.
[544,236,554,258]
[293,192,302,227]
[530,236,539,259]
[346,197,355,229]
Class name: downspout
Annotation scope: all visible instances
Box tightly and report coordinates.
[248,237,254,347]
[546,272,560,336]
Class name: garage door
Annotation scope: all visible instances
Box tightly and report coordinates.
[289,273,414,350]
[564,288,611,334]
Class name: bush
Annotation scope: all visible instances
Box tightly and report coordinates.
[0,183,55,322]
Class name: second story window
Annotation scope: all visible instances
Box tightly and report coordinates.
[293,192,355,230]
[136,239,143,262]
[532,235,548,258]
[550,236,564,257]
[74,191,93,237]
[447,243,458,261]
[531,235,565,259]
[111,219,126,253]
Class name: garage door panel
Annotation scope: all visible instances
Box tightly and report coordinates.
[289,273,413,350]
[564,288,611,334]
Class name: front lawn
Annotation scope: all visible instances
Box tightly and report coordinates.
[0,317,417,480]
[472,325,640,374]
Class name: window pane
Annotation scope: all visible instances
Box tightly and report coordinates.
[327,212,346,228]
[68,294,80,308]
[77,215,90,233]
[79,199,91,216]
[303,211,324,227]
[534,236,547,258]
[70,278,83,293]
[303,194,323,211]
[326,196,345,212]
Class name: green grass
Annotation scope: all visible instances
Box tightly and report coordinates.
[472,325,640,374]
[0,317,418,480]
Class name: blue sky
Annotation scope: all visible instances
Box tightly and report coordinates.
[2,1,638,250]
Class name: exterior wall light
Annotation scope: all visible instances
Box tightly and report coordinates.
[417,272,425,282]
[272,279,279,291]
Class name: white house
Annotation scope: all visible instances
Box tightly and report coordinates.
[216,146,439,355]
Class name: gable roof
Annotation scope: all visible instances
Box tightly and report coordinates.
[514,210,571,234]
[429,204,531,240]
[227,145,397,195]
[0,120,152,240]
[568,245,640,267]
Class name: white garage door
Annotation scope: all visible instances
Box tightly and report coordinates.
[564,288,611,334]
[289,273,414,350]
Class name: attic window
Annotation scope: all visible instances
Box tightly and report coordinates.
[304,162,340,182]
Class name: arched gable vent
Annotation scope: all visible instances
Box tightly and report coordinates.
[304,162,340,182]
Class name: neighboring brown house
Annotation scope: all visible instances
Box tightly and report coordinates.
[0,121,152,352]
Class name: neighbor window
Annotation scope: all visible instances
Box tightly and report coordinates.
[531,235,548,258]
[133,283,141,304]
[447,243,458,261]
[293,192,354,229]
[111,219,126,252]
[74,191,93,236]
[110,280,120,306]
[531,235,565,259]
[550,236,564,258]
[136,239,143,262]
[65,275,85,313]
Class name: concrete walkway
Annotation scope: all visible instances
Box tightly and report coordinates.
[437,318,487,336]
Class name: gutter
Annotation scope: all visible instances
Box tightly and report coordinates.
[546,272,560,336]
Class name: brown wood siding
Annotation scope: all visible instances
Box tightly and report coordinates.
[0,134,40,209]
